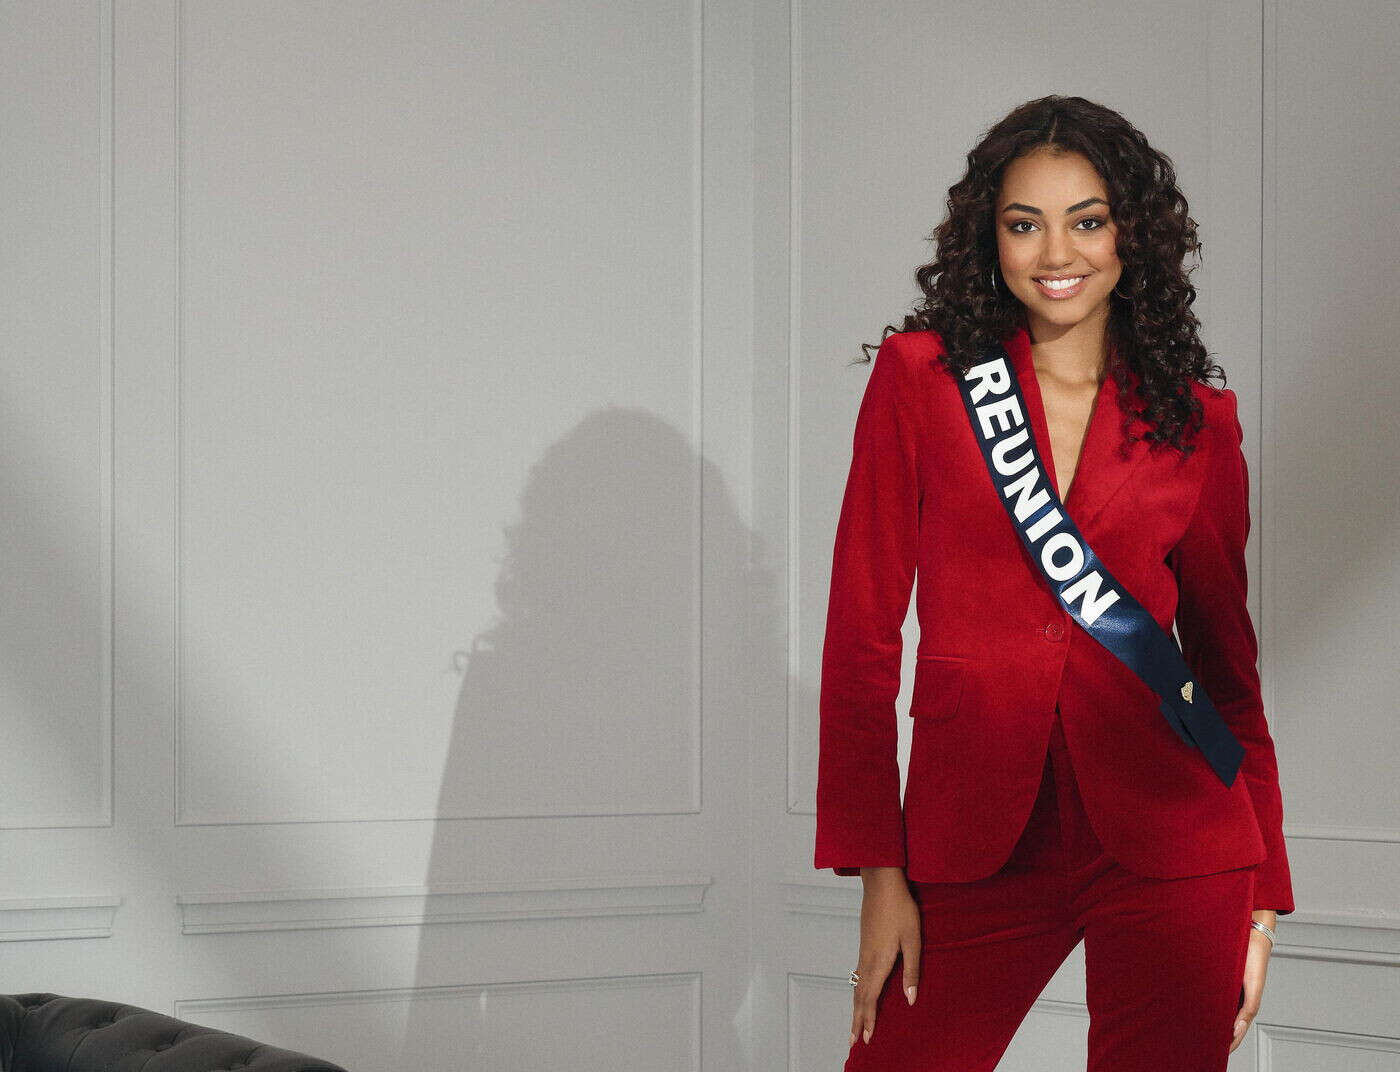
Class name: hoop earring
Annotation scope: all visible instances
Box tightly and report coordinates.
[990,264,1000,293]
[1113,279,1132,299]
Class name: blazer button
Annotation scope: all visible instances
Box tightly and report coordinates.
[1043,620,1065,641]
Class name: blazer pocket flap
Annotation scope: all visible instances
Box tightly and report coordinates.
[909,655,967,720]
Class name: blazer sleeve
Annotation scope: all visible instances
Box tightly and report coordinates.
[814,334,921,876]
[1168,387,1295,915]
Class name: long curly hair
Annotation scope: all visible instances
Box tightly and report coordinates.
[862,94,1225,454]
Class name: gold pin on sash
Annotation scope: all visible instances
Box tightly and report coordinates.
[1180,680,1194,703]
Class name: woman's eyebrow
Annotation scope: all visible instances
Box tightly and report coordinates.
[1000,197,1109,216]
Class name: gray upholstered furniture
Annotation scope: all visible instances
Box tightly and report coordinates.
[0,994,348,1071]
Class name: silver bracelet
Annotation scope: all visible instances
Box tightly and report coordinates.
[1249,919,1276,946]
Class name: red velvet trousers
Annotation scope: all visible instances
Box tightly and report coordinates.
[844,705,1256,1071]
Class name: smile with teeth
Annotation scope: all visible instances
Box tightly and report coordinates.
[1034,274,1089,298]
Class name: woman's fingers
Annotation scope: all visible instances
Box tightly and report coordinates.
[901,930,921,1004]
[849,949,895,1046]
[1228,930,1272,1054]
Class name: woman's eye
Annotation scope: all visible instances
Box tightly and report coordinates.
[1077,217,1106,230]
[1008,220,1035,233]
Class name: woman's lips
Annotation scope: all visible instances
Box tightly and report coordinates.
[1034,274,1088,299]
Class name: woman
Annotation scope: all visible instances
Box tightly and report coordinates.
[814,96,1294,1071]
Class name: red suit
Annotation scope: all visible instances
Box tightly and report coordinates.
[814,324,1294,916]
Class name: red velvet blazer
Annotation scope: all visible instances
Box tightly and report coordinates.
[814,324,1295,915]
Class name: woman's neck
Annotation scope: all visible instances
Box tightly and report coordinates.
[1025,311,1111,386]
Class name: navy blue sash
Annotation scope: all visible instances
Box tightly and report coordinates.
[953,342,1244,787]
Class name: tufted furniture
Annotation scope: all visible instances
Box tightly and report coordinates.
[0,994,347,1071]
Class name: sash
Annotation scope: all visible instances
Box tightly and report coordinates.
[954,342,1245,787]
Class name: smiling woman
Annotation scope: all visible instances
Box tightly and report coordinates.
[1002,188,1118,304]
[822,95,1293,1072]
[863,95,1220,459]
[996,159,1121,319]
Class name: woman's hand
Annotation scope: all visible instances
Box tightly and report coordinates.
[849,867,921,1049]
[1228,909,1277,1053]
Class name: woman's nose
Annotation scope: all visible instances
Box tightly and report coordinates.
[1041,228,1074,266]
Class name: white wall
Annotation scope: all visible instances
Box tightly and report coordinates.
[0,2,1395,1070]
[0,1,755,1069]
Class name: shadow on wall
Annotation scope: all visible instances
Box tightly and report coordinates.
[399,403,784,1070]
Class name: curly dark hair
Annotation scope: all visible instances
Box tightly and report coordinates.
[862,94,1225,454]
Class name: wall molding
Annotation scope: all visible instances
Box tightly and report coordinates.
[177,971,702,1016]
[176,973,702,1070]
[177,872,713,934]
[1259,1022,1400,1070]
[0,896,121,942]
[1285,823,1400,843]
[169,0,707,828]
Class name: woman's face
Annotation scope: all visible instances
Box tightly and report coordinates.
[994,148,1122,336]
